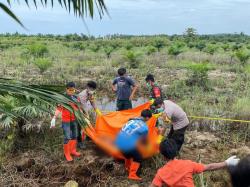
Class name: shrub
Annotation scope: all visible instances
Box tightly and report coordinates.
[232,43,242,51]
[27,43,48,58]
[153,39,166,52]
[146,46,157,55]
[185,63,210,90]
[124,50,140,68]
[204,44,218,55]
[124,42,133,50]
[33,58,53,73]
[72,42,86,51]
[89,44,100,52]
[221,43,230,52]
[168,42,185,58]
[195,42,206,52]
[235,50,250,66]
[104,46,114,58]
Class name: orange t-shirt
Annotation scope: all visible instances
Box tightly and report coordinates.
[152,159,205,187]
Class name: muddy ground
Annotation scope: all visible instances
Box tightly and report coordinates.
[0,130,249,187]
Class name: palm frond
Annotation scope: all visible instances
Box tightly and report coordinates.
[0,0,108,27]
[0,79,91,128]
[0,2,25,28]
[0,114,15,128]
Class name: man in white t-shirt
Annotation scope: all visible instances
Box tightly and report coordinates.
[77,81,99,149]
[153,98,189,151]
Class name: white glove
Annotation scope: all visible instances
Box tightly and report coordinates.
[50,117,56,128]
[225,155,240,166]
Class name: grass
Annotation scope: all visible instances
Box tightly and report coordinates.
[0,34,249,186]
[0,35,250,124]
[232,97,250,120]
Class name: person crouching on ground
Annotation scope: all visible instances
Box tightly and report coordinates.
[115,109,152,180]
[153,98,189,151]
[50,82,81,162]
[150,139,240,187]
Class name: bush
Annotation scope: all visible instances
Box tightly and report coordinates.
[146,46,157,55]
[168,42,185,58]
[235,50,250,66]
[221,43,230,52]
[204,44,218,55]
[72,42,86,51]
[33,58,53,73]
[185,63,210,90]
[153,39,166,51]
[104,46,114,58]
[195,42,206,52]
[124,42,133,50]
[27,43,48,58]
[89,44,100,52]
[124,50,141,68]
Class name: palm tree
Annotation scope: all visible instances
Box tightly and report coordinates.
[0,0,108,27]
[0,0,108,128]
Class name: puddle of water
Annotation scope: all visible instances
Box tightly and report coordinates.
[96,97,148,112]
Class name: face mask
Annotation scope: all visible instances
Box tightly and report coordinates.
[156,107,164,113]
[88,90,95,95]
[146,82,151,88]
[67,88,76,95]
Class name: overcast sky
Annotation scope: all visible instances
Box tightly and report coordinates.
[0,0,250,36]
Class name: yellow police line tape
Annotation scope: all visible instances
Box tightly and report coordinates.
[99,110,250,124]
[188,116,250,123]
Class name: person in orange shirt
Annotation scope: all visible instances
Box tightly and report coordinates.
[150,139,240,187]
[50,82,81,162]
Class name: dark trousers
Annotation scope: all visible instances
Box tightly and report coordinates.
[168,125,188,151]
[117,99,132,111]
[62,121,78,144]
[122,149,142,163]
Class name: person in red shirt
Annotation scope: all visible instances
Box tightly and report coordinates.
[150,139,240,187]
[145,74,164,100]
[50,82,81,162]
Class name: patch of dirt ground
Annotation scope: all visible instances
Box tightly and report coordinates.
[0,131,249,187]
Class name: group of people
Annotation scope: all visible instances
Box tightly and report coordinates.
[50,67,250,187]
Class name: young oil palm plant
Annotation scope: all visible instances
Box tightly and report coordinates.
[0,0,108,27]
[0,0,107,129]
[0,95,49,129]
[0,79,91,129]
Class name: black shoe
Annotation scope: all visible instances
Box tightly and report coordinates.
[77,142,86,149]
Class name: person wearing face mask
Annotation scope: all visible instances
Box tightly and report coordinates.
[50,82,81,162]
[145,74,165,141]
[153,98,189,151]
[145,74,164,100]
[77,81,99,149]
